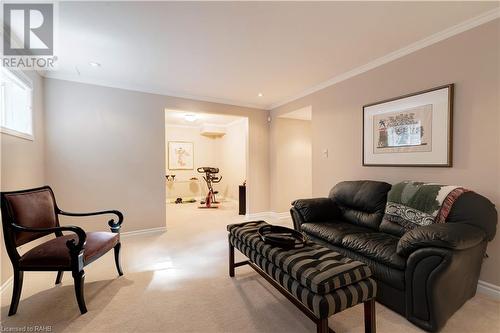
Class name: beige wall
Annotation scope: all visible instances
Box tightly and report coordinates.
[271,20,500,286]
[44,78,269,234]
[219,119,247,201]
[270,118,312,212]
[1,71,46,285]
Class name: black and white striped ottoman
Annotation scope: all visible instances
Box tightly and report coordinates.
[227,221,377,333]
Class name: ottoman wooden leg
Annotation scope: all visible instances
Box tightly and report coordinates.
[229,242,235,277]
[364,299,376,333]
[316,318,329,333]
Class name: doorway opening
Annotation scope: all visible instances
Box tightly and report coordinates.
[164,109,249,226]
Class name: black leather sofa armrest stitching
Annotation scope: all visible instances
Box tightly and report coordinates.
[397,223,486,257]
[291,198,341,224]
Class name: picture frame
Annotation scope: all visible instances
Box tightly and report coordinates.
[168,141,194,170]
[363,84,453,167]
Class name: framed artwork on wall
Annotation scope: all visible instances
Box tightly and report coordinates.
[363,84,453,167]
[168,141,194,170]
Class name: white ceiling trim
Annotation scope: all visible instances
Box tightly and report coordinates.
[268,7,500,110]
[42,72,266,110]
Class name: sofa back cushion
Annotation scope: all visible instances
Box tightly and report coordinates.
[328,180,392,230]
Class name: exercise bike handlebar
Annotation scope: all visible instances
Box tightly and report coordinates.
[197,167,219,173]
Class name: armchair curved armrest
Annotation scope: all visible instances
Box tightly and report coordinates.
[397,223,486,257]
[10,223,86,252]
[59,209,124,233]
[290,198,341,230]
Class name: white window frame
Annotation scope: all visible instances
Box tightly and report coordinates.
[0,68,34,141]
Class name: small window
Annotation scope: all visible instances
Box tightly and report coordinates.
[0,68,34,140]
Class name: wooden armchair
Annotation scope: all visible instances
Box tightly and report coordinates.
[1,186,124,315]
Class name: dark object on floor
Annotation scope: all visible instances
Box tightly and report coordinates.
[228,221,377,333]
[258,225,306,249]
[175,197,183,204]
[198,167,222,209]
[290,180,497,332]
[239,184,246,215]
[1,186,124,316]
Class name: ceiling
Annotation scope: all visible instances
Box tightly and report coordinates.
[165,109,245,127]
[42,2,499,109]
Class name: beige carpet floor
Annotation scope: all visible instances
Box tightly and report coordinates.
[1,201,499,333]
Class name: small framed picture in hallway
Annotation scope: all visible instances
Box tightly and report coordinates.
[168,141,194,170]
[363,84,453,167]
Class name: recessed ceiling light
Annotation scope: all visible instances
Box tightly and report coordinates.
[89,62,101,67]
[258,93,263,97]
[184,114,198,122]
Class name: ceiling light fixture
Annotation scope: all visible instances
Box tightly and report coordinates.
[184,114,198,122]
[258,93,263,97]
[89,62,101,67]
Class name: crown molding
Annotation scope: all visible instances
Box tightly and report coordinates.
[42,73,267,110]
[268,8,500,110]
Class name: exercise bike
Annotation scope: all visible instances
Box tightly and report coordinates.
[197,167,222,209]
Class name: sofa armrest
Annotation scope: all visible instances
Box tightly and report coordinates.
[397,223,486,257]
[290,198,341,230]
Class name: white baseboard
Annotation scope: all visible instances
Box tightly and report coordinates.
[121,226,167,238]
[245,211,290,221]
[477,280,500,300]
[273,211,291,220]
[245,211,272,220]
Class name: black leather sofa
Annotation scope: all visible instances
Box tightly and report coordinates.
[290,180,497,332]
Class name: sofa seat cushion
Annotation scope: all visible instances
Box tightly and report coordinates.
[306,235,406,291]
[341,232,405,270]
[19,231,119,268]
[301,221,373,245]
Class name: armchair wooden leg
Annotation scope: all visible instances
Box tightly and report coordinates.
[114,242,123,276]
[8,269,24,316]
[55,270,64,284]
[73,270,87,314]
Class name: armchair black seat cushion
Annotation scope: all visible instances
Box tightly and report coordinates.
[291,180,497,332]
[1,186,124,316]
